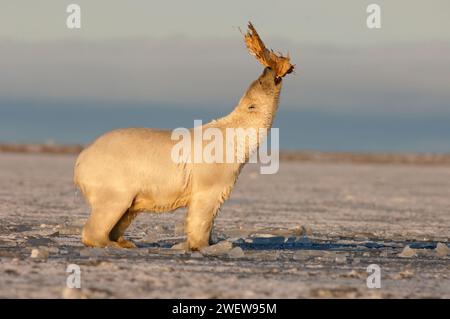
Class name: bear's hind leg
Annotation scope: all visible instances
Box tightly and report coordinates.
[109,210,138,248]
[82,189,133,248]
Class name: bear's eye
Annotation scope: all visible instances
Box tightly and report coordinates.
[248,104,256,111]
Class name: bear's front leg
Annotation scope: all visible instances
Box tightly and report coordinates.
[185,192,223,250]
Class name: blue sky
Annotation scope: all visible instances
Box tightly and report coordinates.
[0,1,449,151]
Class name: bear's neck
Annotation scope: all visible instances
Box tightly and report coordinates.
[203,88,281,163]
[213,81,282,131]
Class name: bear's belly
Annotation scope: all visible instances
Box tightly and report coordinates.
[130,190,189,213]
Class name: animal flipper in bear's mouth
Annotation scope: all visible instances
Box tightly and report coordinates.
[243,21,295,79]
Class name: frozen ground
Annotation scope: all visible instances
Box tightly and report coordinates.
[0,153,449,298]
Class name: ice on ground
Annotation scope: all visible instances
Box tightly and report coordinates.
[435,242,450,257]
[200,241,233,256]
[398,246,417,258]
[227,247,245,258]
[30,248,49,260]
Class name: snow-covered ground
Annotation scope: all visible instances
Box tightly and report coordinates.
[0,153,449,298]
